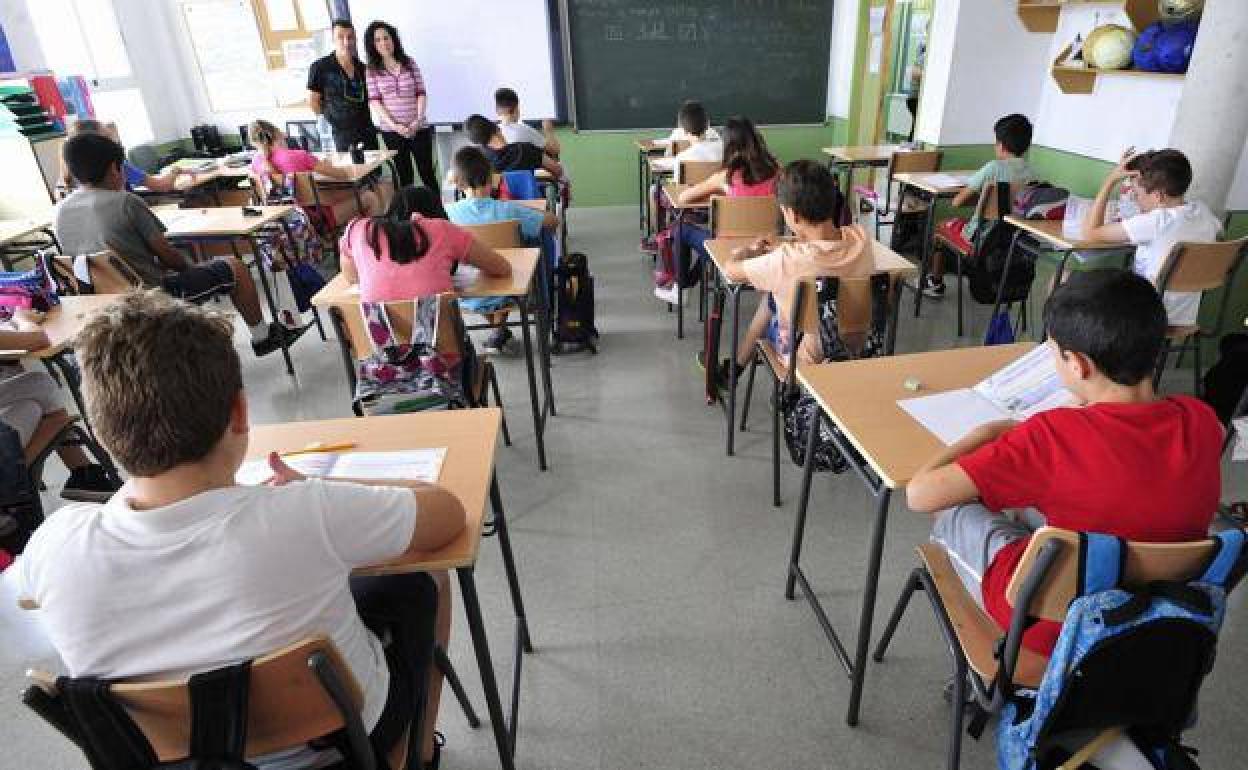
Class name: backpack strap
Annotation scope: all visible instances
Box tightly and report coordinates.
[1197,527,1247,588]
[183,662,252,764]
[1077,532,1127,596]
[57,676,160,770]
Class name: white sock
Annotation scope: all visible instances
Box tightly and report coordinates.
[248,321,270,343]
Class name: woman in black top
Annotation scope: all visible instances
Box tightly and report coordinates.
[307,19,378,152]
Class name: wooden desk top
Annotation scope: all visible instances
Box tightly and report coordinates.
[703,236,918,288]
[155,205,294,238]
[635,139,666,153]
[312,248,540,307]
[167,150,396,186]
[14,295,123,359]
[245,409,500,573]
[662,182,708,210]
[0,216,53,247]
[649,157,676,175]
[893,170,975,196]
[822,145,909,164]
[514,199,548,212]
[798,343,1035,489]
[1004,216,1133,252]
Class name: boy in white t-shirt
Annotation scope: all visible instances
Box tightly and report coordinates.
[644,100,724,250]
[495,86,561,158]
[1083,148,1222,326]
[11,291,465,770]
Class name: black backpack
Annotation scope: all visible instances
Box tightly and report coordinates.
[0,421,43,556]
[1203,332,1248,425]
[965,182,1035,306]
[551,252,599,354]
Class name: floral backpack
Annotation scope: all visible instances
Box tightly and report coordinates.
[254,173,326,269]
[354,298,471,415]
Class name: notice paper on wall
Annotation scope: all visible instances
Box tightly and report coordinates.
[898,344,1074,445]
[181,0,276,112]
[236,448,448,486]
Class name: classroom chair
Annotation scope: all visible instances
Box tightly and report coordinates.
[13,411,121,523]
[1153,237,1248,397]
[24,636,413,770]
[872,527,1245,770]
[327,295,512,445]
[696,195,782,320]
[873,150,942,242]
[462,220,523,250]
[285,120,324,153]
[739,275,884,507]
[676,159,720,186]
[46,250,142,295]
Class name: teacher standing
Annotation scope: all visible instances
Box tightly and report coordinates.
[363,21,438,191]
[307,19,378,152]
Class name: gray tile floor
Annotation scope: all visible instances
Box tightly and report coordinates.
[3,206,1247,769]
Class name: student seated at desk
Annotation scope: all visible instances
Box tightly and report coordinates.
[925,113,1036,298]
[446,146,557,354]
[1082,148,1222,327]
[661,99,722,148]
[645,100,724,251]
[495,86,561,159]
[340,185,512,303]
[0,313,119,502]
[463,114,563,179]
[658,116,779,288]
[701,160,871,388]
[54,134,298,357]
[246,118,382,227]
[907,271,1222,655]
[11,292,466,769]
[59,119,193,197]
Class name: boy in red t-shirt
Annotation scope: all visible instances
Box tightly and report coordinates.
[906,270,1223,654]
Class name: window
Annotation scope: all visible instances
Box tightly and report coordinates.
[26,0,154,144]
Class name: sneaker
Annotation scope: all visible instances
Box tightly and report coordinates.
[62,465,120,503]
[482,326,513,354]
[922,275,946,298]
[251,322,309,357]
[654,283,680,304]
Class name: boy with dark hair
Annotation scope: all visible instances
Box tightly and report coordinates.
[1083,147,1222,326]
[665,99,722,164]
[13,291,466,769]
[701,160,871,387]
[925,113,1036,298]
[462,113,562,177]
[907,270,1223,654]
[494,86,560,158]
[446,145,558,352]
[307,18,378,152]
[54,133,296,357]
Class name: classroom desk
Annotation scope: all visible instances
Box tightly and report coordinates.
[659,184,712,340]
[313,248,556,471]
[155,205,317,376]
[822,145,909,197]
[703,237,918,456]
[0,215,56,271]
[636,139,668,236]
[889,170,974,321]
[244,409,530,770]
[785,342,1034,728]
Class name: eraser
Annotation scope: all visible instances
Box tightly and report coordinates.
[903,377,922,392]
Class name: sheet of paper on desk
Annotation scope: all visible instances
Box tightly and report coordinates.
[651,158,675,173]
[452,265,480,290]
[899,389,1012,445]
[235,448,447,485]
[1233,419,1248,462]
[924,173,970,189]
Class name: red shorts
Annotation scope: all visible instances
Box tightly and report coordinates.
[936,217,973,254]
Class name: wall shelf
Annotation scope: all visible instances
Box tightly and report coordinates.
[1051,44,1186,94]
[1017,0,1161,35]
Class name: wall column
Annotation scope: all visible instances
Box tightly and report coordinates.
[1168,0,1248,217]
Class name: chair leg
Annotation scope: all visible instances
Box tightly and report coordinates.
[772,381,782,508]
[1154,339,1173,390]
[1192,337,1203,398]
[435,645,482,729]
[955,253,965,338]
[873,567,923,663]
[311,307,328,341]
[740,355,760,431]
[947,658,969,770]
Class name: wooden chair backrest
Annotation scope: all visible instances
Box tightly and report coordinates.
[1158,238,1248,294]
[27,637,361,762]
[975,180,1023,222]
[889,150,942,176]
[678,160,720,186]
[333,294,461,362]
[710,195,780,238]
[1006,527,1219,622]
[790,275,876,362]
[50,252,142,295]
[669,140,691,156]
[290,172,322,208]
[461,220,522,249]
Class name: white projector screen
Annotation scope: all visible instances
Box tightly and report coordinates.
[348,0,560,125]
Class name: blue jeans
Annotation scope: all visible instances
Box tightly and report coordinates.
[677,221,711,286]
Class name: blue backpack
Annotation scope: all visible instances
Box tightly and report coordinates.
[997,529,1247,770]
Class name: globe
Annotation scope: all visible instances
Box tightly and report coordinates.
[1085,24,1137,70]
[1158,0,1204,25]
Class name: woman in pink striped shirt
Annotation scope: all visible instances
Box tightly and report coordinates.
[364,21,438,192]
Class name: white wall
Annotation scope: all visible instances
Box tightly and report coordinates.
[914,0,959,144]
[1229,145,1248,211]
[0,2,47,72]
[827,0,859,119]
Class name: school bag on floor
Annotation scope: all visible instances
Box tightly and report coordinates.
[995,529,1248,770]
[552,252,599,355]
[0,421,42,557]
[1202,332,1248,424]
[966,182,1035,306]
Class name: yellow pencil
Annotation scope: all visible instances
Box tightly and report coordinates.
[280,441,357,458]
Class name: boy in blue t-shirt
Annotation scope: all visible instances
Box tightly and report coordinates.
[446,145,559,353]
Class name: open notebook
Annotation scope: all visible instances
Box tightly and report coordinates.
[898,344,1075,445]
[236,448,447,486]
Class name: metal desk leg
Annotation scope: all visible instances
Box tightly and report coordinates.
[491,474,533,653]
[638,150,645,233]
[45,352,93,440]
[457,568,517,769]
[242,236,295,376]
[725,286,743,456]
[846,485,893,727]
[533,266,556,419]
[885,275,904,356]
[518,300,549,472]
[914,191,938,317]
[675,216,686,340]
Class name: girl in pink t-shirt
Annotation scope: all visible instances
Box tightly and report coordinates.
[247,120,382,225]
[340,186,511,303]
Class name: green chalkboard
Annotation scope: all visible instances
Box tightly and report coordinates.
[567,0,835,130]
